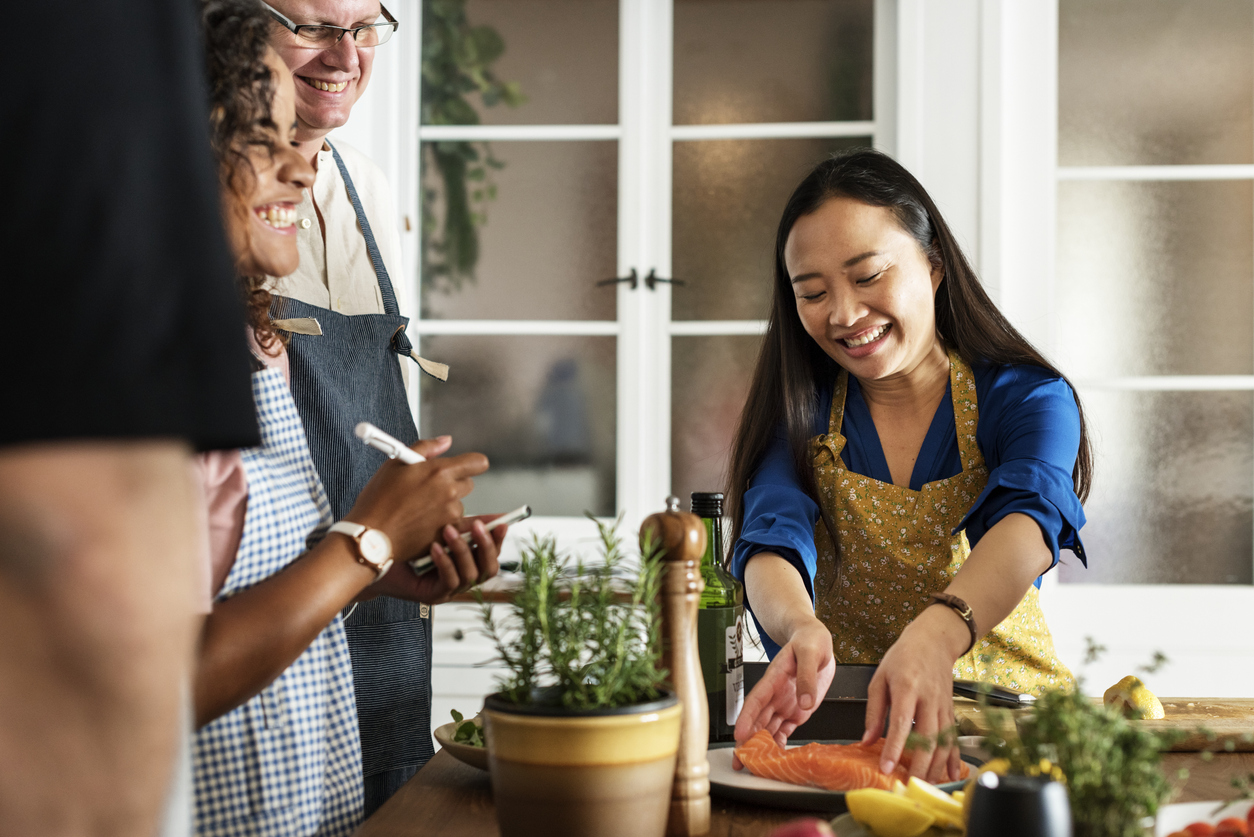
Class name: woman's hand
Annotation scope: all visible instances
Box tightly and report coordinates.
[371,515,508,604]
[733,616,835,768]
[344,436,488,561]
[862,605,968,783]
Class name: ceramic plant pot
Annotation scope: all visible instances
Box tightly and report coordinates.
[483,691,682,837]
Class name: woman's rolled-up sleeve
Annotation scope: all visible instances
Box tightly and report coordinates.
[731,431,822,602]
[958,370,1088,570]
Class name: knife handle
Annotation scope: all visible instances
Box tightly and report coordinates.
[953,679,1035,708]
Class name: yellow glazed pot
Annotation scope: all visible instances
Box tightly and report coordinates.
[483,692,682,837]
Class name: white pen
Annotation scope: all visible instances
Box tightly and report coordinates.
[355,422,425,464]
[409,504,532,576]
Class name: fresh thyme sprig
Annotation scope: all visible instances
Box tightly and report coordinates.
[478,515,669,711]
[980,639,1177,837]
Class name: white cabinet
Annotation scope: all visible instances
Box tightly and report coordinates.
[430,602,507,740]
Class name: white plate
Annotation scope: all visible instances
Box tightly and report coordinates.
[1154,800,1252,835]
[707,741,976,814]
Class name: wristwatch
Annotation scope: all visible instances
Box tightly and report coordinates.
[328,521,394,582]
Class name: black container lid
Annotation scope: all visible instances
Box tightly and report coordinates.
[690,492,724,517]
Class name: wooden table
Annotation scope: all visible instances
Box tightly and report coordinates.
[356,749,1254,837]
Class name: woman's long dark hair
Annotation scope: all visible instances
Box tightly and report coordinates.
[201,0,284,351]
[726,148,1093,549]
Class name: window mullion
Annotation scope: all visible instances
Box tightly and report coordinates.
[617,0,674,532]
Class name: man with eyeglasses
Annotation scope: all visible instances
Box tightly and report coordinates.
[261,0,474,817]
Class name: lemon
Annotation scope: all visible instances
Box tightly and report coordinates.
[1103,675,1165,720]
[904,777,964,829]
[846,788,936,837]
[890,778,907,795]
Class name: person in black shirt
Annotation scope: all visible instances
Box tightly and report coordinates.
[0,1,258,834]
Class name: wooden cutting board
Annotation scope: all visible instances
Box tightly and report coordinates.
[955,698,1254,752]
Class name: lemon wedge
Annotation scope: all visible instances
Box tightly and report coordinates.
[846,788,936,837]
[1103,675,1165,720]
[904,777,964,829]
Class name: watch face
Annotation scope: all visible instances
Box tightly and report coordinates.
[359,528,393,565]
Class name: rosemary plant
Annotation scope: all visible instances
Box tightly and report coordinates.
[479,517,669,711]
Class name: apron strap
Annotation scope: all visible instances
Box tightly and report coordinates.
[326,140,404,321]
[828,369,849,435]
[947,351,986,472]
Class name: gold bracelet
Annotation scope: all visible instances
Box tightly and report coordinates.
[928,592,978,657]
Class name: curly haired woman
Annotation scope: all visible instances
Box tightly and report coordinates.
[193,3,507,834]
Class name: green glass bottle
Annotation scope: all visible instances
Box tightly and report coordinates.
[691,492,744,743]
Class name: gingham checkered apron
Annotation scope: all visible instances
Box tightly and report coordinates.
[270,140,432,814]
[192,366,364,837]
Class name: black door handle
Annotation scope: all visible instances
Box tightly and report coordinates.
[596,268,638,290]
[644,269,684,290]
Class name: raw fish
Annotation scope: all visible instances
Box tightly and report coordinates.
[733,730,969,792]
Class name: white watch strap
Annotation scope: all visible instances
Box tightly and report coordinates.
[329,520,390,581]
[329,521,366,539]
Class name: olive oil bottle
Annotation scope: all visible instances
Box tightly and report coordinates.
[691,492,744,742]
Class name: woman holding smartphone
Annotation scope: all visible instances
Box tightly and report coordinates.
[193,3,507,834]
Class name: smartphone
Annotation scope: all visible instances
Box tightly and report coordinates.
[408,504,532,576]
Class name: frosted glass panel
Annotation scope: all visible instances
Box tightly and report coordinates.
[421,0,617,125]
[421,141,617,320]
[673,0,872,125]
[1059,0,1253,166]
[671,335,763,505]
[418,335,616,517]
[1055,180,1253,378]
[672,137,869,321]
[1061,390,1253,585]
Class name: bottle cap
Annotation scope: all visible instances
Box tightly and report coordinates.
[690,492,724,518]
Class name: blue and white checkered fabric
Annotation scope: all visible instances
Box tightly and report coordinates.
[193,367,364,837]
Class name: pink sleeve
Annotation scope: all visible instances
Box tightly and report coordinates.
[190,330,283,611]
[249,330,291,383]
[193,450,249,609]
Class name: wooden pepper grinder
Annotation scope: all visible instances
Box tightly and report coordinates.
[641,495,711,837]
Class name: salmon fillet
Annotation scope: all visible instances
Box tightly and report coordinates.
[733,730,969,792]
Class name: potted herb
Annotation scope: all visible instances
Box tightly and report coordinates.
[979,643,1178,837]
[477,518,682,837]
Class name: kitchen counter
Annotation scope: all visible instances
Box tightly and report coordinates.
[355,748,1254,837]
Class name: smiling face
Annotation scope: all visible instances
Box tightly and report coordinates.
[266,0,381,140]
[225,49,315,278]
[785,196,945,384]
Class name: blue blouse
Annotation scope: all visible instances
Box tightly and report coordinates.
[731,362,1087,658]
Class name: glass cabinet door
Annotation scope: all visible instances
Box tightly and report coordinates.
[414,0,880,540]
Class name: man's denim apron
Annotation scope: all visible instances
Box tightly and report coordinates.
[270,141,432,816]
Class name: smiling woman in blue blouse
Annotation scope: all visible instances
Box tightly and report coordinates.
[726,150,1091,786]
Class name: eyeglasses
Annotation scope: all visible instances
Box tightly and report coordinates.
[262,2,398,48]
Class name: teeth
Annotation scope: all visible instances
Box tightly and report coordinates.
[256,205,296,228]
[843,324,888,347]
[308,78,347,92]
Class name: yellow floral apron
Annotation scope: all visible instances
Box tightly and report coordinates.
[810,352,1073,694]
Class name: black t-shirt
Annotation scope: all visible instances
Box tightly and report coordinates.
[0,0,258,451]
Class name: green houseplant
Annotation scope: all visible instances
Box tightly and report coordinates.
[978,642,1178,837]
[421,0,524,293]
[477,518,682,837]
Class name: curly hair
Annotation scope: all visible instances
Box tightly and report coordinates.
[201,0,285,352]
